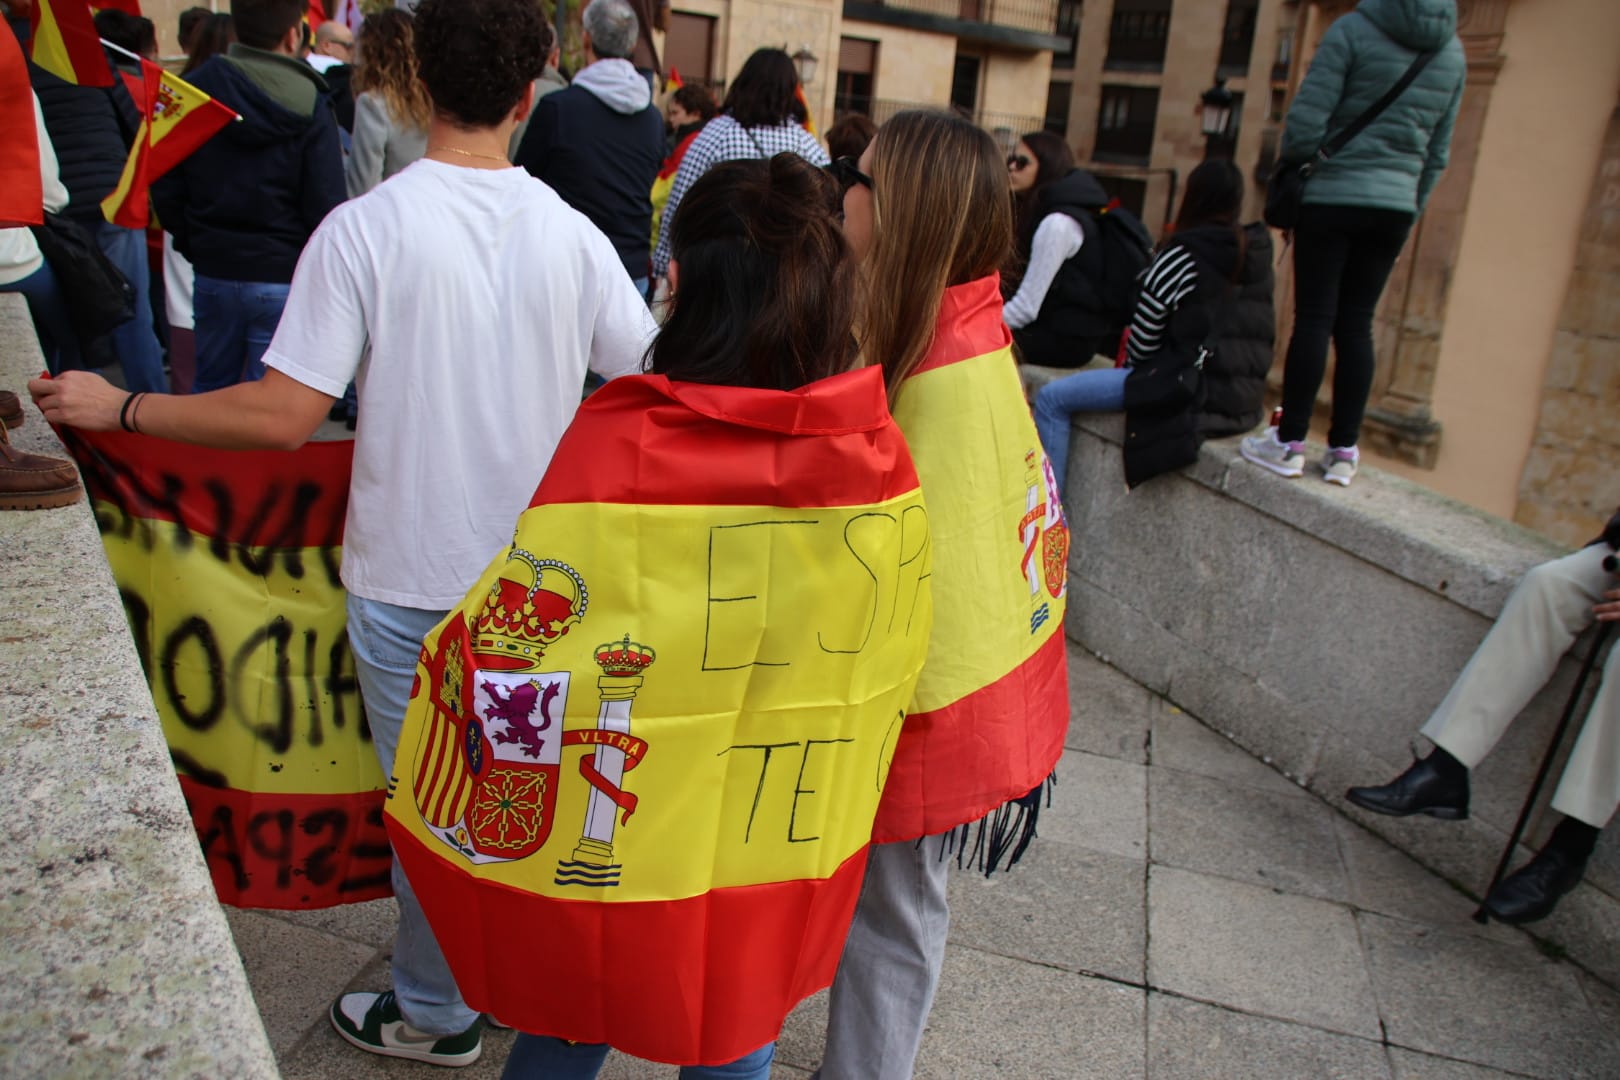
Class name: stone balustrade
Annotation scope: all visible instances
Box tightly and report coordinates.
[0,295,278,1079]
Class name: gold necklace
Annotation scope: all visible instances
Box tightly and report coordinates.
[426,145,510,165]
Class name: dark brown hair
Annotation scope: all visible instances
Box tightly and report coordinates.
[230,0,306,51]
[825,113,877,162]
[1013,130,1077,251]
[184,14,235,74]
[670,83,717,122]
[413,0,547,128]
[721,48,804,129]
[652,154,857,391]
[859,110,1012,400]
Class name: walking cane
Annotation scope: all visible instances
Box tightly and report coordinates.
[1472,617,1614,923]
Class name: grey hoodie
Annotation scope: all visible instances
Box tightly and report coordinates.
[571,58,652,115]
[1279,0,1466,214]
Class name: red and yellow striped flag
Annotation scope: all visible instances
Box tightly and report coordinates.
[386,367,933,1065]
[103,59,236,228]
[873,273,1071,843]
[27,0,114,88]
[57,425,392,910]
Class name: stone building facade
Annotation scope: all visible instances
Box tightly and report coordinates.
[1276,0,1620,547]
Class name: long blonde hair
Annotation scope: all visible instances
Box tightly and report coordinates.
[352,9,432,132]
[859,110,1012,400]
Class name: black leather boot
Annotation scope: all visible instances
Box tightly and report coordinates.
[1345,756,1469,819]
[1483,846,1587,924]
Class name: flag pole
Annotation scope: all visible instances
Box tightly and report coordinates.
[97,37,244,121]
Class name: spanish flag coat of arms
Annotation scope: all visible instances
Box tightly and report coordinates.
[385,366,932,1064]
[872,273,1072,844]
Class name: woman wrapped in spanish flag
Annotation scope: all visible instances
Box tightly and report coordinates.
[383,153,934,1078]
[821,110,1072,1079]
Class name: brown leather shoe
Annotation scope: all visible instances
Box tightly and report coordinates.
[0,422,82,510]
[0,390,22,429]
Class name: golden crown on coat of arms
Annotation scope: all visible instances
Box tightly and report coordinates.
[595,634,656,676]
[470,548,588,669]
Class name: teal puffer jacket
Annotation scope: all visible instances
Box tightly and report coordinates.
[1279,0,1466,215]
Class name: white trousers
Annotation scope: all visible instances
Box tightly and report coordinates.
[818,837,952,1080]
[1421,543,1619,828]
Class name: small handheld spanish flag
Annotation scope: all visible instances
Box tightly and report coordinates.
[102,60,237,229]
[386,366,933,1065]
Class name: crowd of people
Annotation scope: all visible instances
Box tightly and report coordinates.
[6,0,1617,1073]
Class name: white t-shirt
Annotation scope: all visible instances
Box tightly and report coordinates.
[263,159,656,609]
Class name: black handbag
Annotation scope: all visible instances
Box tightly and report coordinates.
[1264,45,1438,230]
[1122,278,1234,415]
[28,212,136,345]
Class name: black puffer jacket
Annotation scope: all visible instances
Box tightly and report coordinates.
[13,20,140,225]
[1021,169,1112,344]
[1122,222,1275,488]
[1168,222,1276,437]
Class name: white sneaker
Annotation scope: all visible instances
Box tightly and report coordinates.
[1239,427,1305,478]
[1322,446,1359,487]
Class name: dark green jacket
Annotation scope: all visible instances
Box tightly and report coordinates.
[1279,0,1465,215]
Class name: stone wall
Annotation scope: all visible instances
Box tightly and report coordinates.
[0,297,278,1078]
[1515,103,1620,546]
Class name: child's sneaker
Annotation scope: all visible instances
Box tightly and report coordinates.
[330,990,482,1066]
[1323,446,1359,487]
[1239,427,1305,478]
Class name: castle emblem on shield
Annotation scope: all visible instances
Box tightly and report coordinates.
[408,547,655,885]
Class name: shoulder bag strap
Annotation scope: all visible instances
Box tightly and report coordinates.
[743,125,768,160]
[1314,46,1439,164]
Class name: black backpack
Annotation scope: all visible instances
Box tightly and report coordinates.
[1090,205,1154,345]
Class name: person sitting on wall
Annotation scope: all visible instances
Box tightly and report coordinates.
[1346,507,1620,924]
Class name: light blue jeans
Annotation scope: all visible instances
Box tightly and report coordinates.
[191,275,290,392]
[346,594,481,1037]
[502,1036,775,1080]
[1032,366,1129,495]
[93,219,168,393]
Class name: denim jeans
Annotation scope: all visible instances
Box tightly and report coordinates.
[3,260,82,375]
[192,275,291,392]
[346,594,481,1037]
[1278,203,1414,448]
[93,219,168,393]
[1032,366,1128,494]
[502,1036,775,1080]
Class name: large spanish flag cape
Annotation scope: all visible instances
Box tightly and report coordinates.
[56,425,392,909]
[385,367,932,1065]
[873,273,1071,844]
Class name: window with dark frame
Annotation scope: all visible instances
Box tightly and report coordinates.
[835,36,878,117]
[663,12,717,87]
[951,52,982,114]
[1094,84,1158,162]
[1219,0,1259,74]
[1052,0,1081,71]
[1106,0,1172,70]
[1043,81,1072,133]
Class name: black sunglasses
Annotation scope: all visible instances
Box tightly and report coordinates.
[828,156,873,191]
[1007,153,1031,171]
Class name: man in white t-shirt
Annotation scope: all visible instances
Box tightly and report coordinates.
[32,0,655,1068]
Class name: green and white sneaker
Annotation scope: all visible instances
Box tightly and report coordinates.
[330,990,482,1067]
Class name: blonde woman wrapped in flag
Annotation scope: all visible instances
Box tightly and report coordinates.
[822,109,1072,1079]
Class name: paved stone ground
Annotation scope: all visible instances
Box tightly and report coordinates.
[229,647,1620,1079]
